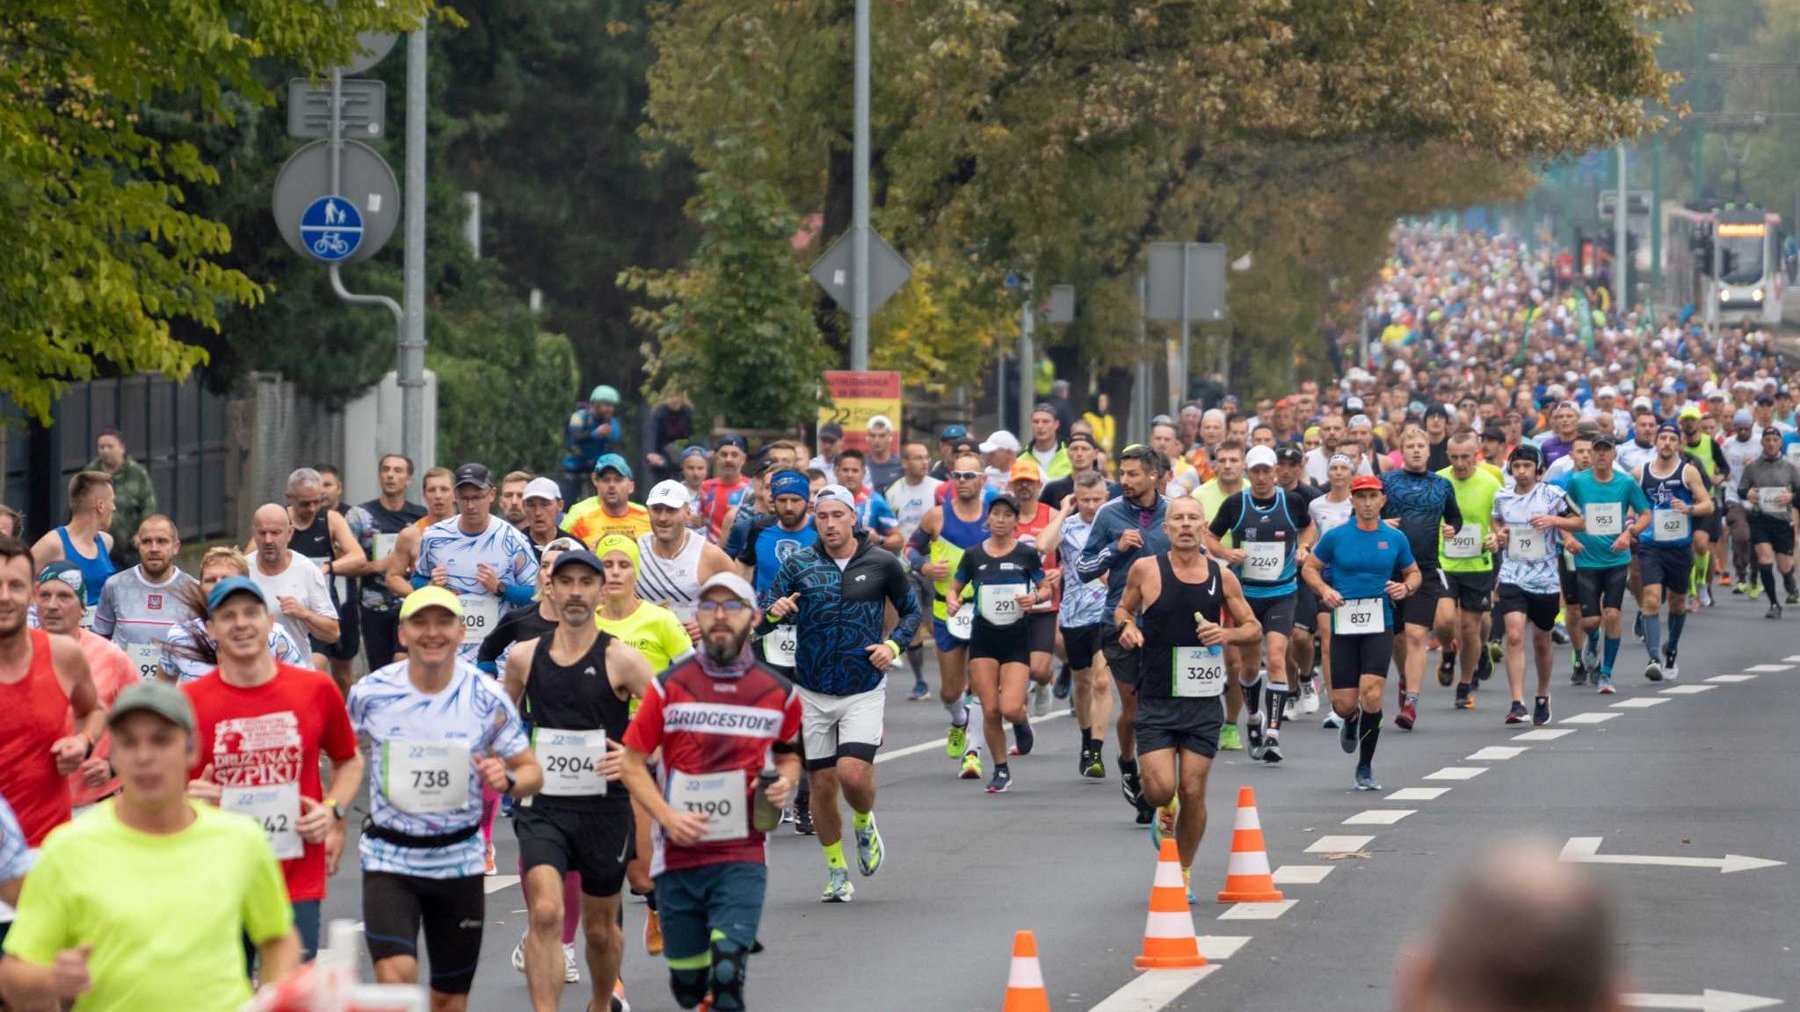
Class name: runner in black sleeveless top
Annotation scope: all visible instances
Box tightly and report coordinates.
[503,549,655,1012]
[1114,497,1260,895]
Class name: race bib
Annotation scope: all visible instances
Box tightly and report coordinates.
[1444,525,1483,559]
[78,611,96,632]
[1172,646,1226,698]
[763,624,797,667]
[1757,487,1791,515]
[1241,541,1287,581]
[978,583,1027,626]
[1584,503,1623,538]
[373,533,399,562]
[458,594,502,637]
[1508,525,1548,563]
[668,769,747,842]
[946,608,974,641]
[124,642,161,681]
[221,782,303,860]
[1333,597,1386,634]
[383,740,471,814]
[533,728,608,797]
[1651,508,1689,543]
[332,575,352,605]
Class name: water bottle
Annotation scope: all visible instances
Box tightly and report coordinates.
[1194,611,1223,656]
[752,763,782,832]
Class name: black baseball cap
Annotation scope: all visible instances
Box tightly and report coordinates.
[453,463,493,489]
[1274,445,1304,465]
[819,423,844,440]
[714,433,748,452]
[1589,432,1617,449]
[549,548,604,577]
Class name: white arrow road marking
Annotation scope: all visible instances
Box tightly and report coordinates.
[1621,988,1783,1011]
[1560,837,1785,874]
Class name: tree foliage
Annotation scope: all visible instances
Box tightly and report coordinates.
[636,0,1682,401]
[0,0,439,423]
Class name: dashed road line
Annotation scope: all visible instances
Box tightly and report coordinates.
[1343,809,1414,826]
[1707,674,1757,683]
[1466,746,1529,761]
[1195,936,1253,960]
[1661,684,1717,695]
[1271,865,1333,884]
[1306,834,1375,853]
[1386,786,1451,801]
[1424,766,1486,781]
[1218,900,1298,921]
[1513,728,1576,741]
[1563,712,1621,725]
[1087,966,1218,1012]
[874,710,1070,764]
[1612,697,1671,709]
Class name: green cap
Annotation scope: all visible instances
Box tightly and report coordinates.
[108,681,196,734]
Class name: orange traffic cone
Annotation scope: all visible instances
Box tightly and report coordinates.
[1134,838,1208,969]
[1002,930,1052,1012]
[1217,785,1284,903]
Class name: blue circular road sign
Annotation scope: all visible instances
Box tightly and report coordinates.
[299,195,364,262]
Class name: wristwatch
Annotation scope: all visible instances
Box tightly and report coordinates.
[504,768,518,794]
[325,798,345,821]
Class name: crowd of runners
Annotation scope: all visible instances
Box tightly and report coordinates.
[2,224,1799,1011]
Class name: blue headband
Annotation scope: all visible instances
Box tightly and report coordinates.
[770,470,810,500]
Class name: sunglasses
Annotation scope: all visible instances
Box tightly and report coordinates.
[950,470,983,481]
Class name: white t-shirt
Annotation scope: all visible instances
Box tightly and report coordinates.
[885,477,943,543]
[249,553,336,648]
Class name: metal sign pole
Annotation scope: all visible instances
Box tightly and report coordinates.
[1018,297,1034,435]
[850,0,871,371]
[1178,243,1191,411]
[400,27,428,484]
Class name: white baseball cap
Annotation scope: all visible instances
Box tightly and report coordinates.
[522,477,562,502]
[979,430,1021,454]
[645,479,689,510]
[866,414,894,432]
[1244,445,1278,470]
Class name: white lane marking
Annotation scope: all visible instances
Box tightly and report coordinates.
[1466,746,1528,761]
[1196,936,1254,959]
[1343,809,1414,826]
[1661,684,1717,695]
[1386,786,1451,801]
[1306,834,1375,854]
[1563,712,1621,725]
[1271,865,1333,885]
[874,709,1070,763]
[1218,899,1298,921]
[1620,987,1783,1010]
[1783,655,1800,662]
[1513,728,1576,741]
[1751,663,1795,671]
[1612,697,1671,709]
[485,875,520,895]
[1087,966,1218,1011]
[1424,766,1486,781]
[1560,837,1785,875]
[1706,674,1757,683]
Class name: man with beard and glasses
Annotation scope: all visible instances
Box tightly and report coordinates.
[620,573,802,1012]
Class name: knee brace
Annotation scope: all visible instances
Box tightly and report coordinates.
[708,938,750,1011]
[669,965,709,1009]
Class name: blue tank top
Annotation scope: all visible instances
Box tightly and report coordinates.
[56,526,114,605]
[1637,459,1694,548]
[941,499,991,551]
[1229,487,1301,597]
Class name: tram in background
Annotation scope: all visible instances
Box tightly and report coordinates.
[1663,202,1783,327]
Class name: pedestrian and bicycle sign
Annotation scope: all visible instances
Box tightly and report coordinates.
[300,196,363,262]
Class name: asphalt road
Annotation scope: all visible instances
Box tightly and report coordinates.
[319,589,1800,1011]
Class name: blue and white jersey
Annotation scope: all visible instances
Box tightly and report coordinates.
[1492,482,1571,596]
[0,794,32,882]
[414,515,539,661]
[348,659,529,879]
[1056,513,1108,628]
[160,619,308,685]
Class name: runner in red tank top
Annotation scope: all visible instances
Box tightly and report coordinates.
[1007,461,1065,723]
[0,540,102,846]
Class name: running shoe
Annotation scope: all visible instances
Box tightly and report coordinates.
[1151,800,1177,850]
[1029,682,1050,717]
[1395,698,1418,731]
[1009,720,1035,757]
[1354,765,1382,791]
[793,797,815,836]
[986,766,1013,794]
[1078,745,1094,777]
[1732,580,1746,595]
[1769,600,1784,620]
[907,679,931,701]
[1436,648,1456,686]
[1699,585,1715,608]
[1083,749,1106,779]
[1246,711,1265,755]
[1475,646,1494,683]
[1299,679,1319,715]
[1788,591,1799,606]
[511,939,526,974]
[644,909,663,956]
[1571,653,1589,686]
[1533,696,1552,726]
[1283,693,1298,722]
[1053,663,1073,700]
[1182,866,1195,905]
[855,816,884,876]
[1454,682,1474,710]
[611,980,629,1012]
[821,867,855,903]
[1748,581,1764,600]
[959,751,983,780]
[1596,673,1616,694]
[1338,709,1360,754]
[1322,711,1343,729]
[568,944,582,985]
[946,724,968,757]
[1505,700,1528,724]
[1487,638,1504,668]
[1121,770,1143,809]
[1551,623,1570,645]
[1644,660,1663,682]
[1663,646,1678,681]
[1219,723,1243,751]
[1260,728,1284,764]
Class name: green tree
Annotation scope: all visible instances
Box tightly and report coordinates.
[0,0,438,423]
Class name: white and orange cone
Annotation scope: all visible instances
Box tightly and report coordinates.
[1003,930,1052,1012]
[1134,838,1208,969]
[1216,785,1284,903]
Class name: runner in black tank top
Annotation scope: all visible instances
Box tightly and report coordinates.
[503,549,657,1012]
[1113,497,1260,891]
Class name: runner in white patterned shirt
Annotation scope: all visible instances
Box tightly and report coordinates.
[92,515,197,681]
[412,464,540,666]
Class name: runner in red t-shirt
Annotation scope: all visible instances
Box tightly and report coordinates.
[620,572,800,1012]
[698,436,753,541]
[180,576,362,961]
